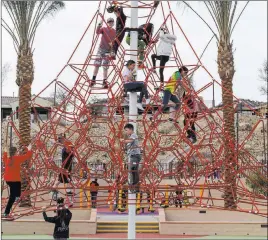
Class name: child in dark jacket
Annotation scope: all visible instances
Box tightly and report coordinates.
[42,197,72,240]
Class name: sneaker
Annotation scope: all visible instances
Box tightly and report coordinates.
[137,103,144,111]
[145,99,150,105]
[2,214,14,221]
[90,80,96,87]
[103,80,109,89]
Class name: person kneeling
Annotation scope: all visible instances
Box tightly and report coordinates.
[123,60,150,111]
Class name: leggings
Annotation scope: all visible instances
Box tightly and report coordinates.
[151,54,169,82]
[4,181,21,215]
[124,82,149,103]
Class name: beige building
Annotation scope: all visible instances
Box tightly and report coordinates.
[1,95,54,121]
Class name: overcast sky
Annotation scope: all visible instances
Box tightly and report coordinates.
[2,1,267,105]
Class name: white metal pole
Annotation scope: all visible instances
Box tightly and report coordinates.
[128,0,138,239]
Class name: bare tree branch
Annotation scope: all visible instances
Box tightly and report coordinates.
[1,63,12,85]
[259,60,267,96]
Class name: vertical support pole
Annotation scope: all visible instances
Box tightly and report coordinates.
[148,190,154,212]
[212,80,215,108]
[9,111,13,150]
[164,184,169,207]
[80,170,83,208]
[87,181,91,208]
[128,1,138,239]
[118,189,122,211]
[136,192,140,214]
[54,83,57,106]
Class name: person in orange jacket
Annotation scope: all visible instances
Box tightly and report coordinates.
[2,144,33,220]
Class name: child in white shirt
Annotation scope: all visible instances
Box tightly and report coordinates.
[122,60,150,111]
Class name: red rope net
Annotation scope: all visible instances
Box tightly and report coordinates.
[2,1,267,219]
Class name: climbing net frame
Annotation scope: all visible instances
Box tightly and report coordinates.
[1,1,267,219]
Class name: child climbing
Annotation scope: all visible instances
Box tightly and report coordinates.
[107,4,127,56]
[150,66,189,122]
[120,123,141,193]
[52,143,75,202]
[2,144,33,220]
[42,197,72,240]
[151,28,177,83]
[183,91,199,144]
[125,23,154,67]
[122,60,150,111]
[91,17,116,88]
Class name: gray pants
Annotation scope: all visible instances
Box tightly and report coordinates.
[128,154,141,186]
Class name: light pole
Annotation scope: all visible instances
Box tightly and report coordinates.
[128,0,138,239]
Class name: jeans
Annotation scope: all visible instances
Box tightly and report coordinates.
[162,90,181,111]
[128,154,141,186]
[124,82,149,103]
[4,181,21,215]
[151,54,169,82]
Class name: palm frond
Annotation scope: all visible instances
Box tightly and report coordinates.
[230,1,249,35]
[180,1,219,41]
[2,1,65,51]
[180,1,249,44]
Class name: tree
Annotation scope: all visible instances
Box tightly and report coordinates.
[246,172,268,197]
[1,63,11,85]
[50,87,69,126]
[179,1,249,209]
[259,60,267,96]
[2,1,65,207]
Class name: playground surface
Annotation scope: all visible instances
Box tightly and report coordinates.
[1,234,267,239]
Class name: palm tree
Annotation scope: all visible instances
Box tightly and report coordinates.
[179,1,249,209]
[2,1,65,206]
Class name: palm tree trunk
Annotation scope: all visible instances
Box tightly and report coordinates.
[217,40,237,209]
[17,47,34,207]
